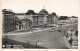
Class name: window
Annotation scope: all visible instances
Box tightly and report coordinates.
[38,17,44,21]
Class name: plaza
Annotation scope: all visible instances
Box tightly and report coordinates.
[2,23,78,49]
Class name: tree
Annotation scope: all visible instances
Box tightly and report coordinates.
[14,16,22,25]
[75,30,78,37]
[51,12,57,16]
[58,16,69,20]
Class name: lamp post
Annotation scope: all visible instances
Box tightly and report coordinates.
[4,35,8,48]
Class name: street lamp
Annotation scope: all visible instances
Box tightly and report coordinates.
[3,35,8,48]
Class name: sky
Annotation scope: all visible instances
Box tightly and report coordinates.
[1,0,80,17]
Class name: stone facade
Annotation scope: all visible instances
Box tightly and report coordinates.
[2,9,16,33]
[57,16,71,27]
[15,9,58,30]
[2,9,58,31]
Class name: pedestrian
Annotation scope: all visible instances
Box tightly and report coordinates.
[35,42,37,48]
[69,37,73,46]
[4,43,7,48]
[10,43,13,48]
[65,33,68,38]
[63,31,65,36]
[38,40,40,42]
[27,41,30,48]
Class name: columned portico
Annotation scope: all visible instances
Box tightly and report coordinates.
[44,14,47,24]
[16,25,26,31]
[21,25,23,30]
[16,25,19,31]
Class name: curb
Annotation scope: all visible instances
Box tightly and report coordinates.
[63,36,72,49]
[3,29,49,36]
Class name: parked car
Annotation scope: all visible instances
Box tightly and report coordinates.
[68,28,74,31]
[55,28,59,31]
[49,28,55,32]
[32,28,37,31]
[58,29,61,32]
[53,27,60,31]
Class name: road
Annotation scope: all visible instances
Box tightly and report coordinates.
[3,24,77,49]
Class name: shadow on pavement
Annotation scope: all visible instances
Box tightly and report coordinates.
[2,38,47,49]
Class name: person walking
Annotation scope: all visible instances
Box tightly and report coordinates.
[10,43,13,48]
[27,41,30,48]
[69,37,73,46]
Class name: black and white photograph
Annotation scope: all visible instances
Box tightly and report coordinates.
[1,0,79,49]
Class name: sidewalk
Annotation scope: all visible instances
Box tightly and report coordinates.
[63,36,78,49]
[63,36,72,49]
[2,24,74,36]
[3,28,49,35]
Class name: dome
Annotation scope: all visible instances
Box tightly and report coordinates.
[25,10,36,15]
[51,13,57,16]
[50,12,57,17]
[39,9,48,14]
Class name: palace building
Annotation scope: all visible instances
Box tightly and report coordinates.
[2,9,58,31]
[69,16,78,23]
[2,9,16,33]
[15,9,58,30]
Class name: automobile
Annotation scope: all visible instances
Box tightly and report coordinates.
[49,28,55,32]
[58,29,61,32]
[55,28,61,32]
[68,28,74,31]
[55,28,59,31]
[58,26,61,28]
[32,28,37,31]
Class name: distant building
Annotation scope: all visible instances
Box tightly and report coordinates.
[2,9,78,32]
[57,19,70,27]
[57,16,70,27]
[2,9,16,33]
[69,16,78,23]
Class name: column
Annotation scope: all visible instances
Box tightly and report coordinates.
[23,25,25,30]
[24,25,26,30]
[25,25,26,29]
[44,15,47,24]
[21,25,23,30]
[16,25,19,31]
